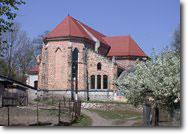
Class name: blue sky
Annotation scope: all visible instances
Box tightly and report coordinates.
[15,0,180,56]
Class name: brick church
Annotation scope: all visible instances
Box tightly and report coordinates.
[35,15,147,100]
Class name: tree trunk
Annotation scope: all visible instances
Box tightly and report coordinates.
[152,105,159,126]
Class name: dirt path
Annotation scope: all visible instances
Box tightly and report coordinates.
[82,109,137,126]
[82,109,112,126]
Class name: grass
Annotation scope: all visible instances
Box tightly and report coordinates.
[38,109,72,118]
[82,100,127,104]
[34,98,60,106]
[41,109,58,116]
[88,109,142,120]
[72,114,92,126]
[34,98,127,105]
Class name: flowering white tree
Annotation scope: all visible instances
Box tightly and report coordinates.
[116,50,180,111]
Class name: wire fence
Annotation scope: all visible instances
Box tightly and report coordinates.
[0,96,81,126]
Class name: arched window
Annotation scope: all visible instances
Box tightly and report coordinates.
[90,75,95,89]
[97,63,102,70]
[103,75,108,89]
[97,75,101,89]
[72,48,79,78]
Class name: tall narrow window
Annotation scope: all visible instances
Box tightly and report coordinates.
[90,75,95,89]
[103,75,108,89]
[72,48,79,79]
[97,75,101,89]
[97,63,102,70]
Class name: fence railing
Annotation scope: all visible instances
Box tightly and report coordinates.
[35,97,81,126]
[2,92,28,107]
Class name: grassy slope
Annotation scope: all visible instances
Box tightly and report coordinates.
[72,114,92,126]
[88,109,142,120]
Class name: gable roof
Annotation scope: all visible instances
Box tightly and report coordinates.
[103,36,147,57]
[78,21,107,45]
[29,66,39,75]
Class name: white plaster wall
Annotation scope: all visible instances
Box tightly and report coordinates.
[27,88,38,102]
[26,75,38,87]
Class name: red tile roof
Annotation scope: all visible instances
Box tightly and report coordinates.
[103,36,147,57]
[29,66,39,74]
[45,15,92,40]
[44,15,147,57]
[78,21,107,45]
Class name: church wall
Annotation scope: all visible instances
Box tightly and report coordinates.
[38,40,88,90]
[39,41,70,90]
[87,50,118,91]
[38,40,118,92]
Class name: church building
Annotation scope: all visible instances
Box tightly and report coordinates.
[36,15,147,100]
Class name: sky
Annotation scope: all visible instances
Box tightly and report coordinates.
[15,0,180,56]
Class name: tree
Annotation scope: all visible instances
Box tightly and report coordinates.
[0,23,35,82]
[0,58,8,75]
[0,0,25,35]
[116,51,180,110]
[0,0,25,56]
[171,26,180,54]
[14,32,35,82]
[116,28,181,126]
[1,23,21,77]
[32,31,49,65]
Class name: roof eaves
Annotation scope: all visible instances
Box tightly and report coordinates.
[129,36,148,57]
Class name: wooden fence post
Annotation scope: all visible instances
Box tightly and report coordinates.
[71,100,74,121]
[63,97,66,107]
[37,101,39,125]
[51,91,53,105]
[7,106,10,126]
[68,98,71,113]
[58,101,61,124]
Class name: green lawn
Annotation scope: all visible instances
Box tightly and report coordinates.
[72,114,92,126]
[82,100,127,104]
[88,109,142,120]
[34,98,60,106]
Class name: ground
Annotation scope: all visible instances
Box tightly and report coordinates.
[82,109,142,126]
[0,101,143,126]
[0,99,180,126]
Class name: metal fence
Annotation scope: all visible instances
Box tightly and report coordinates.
[2,91,28,107]
[35,97,81,126]
[0,95,81,126]
[143,104,180,127]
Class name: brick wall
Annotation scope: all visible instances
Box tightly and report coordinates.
[38,40,118,91]
[87,50,117,91]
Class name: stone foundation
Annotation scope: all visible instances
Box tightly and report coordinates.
[37,90,115,101]
[81,102,143,112]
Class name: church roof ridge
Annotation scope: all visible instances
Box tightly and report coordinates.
[44,15,147,57]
